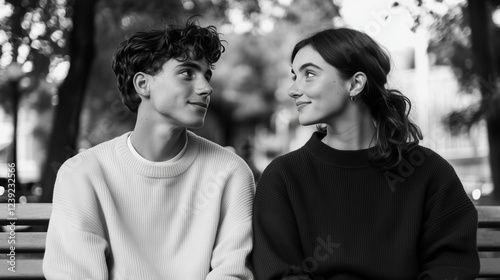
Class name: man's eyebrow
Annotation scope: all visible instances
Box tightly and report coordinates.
[177,61,212,77]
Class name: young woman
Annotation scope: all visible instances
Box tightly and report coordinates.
[251,28,479,280]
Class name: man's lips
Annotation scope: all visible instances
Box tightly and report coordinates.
[188,101,208,108]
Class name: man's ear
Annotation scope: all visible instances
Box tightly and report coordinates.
[349,72,367,98]
[133,72,150,98]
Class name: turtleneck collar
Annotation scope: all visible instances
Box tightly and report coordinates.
[304,131,376,168]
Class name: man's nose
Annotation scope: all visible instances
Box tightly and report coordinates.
[196,77,213,96]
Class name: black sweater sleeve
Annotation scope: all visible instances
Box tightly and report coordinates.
[252,161,315,280]
[417,154,480,279]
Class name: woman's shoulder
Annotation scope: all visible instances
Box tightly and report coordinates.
[261,146,309,175]
[404,145,451,167]
[399,145,459,180]
[272,145,309,163]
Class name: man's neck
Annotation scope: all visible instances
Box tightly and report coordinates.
[130,118,187,162]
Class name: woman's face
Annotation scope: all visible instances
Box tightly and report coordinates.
[289,45,352,126]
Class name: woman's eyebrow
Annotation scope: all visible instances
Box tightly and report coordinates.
[291,62,323,74]
[299,62,323,72]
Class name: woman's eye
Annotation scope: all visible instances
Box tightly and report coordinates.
[306,71,315,78]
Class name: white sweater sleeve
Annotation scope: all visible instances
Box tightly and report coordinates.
[43,161,110,280]
[206,159,255,280]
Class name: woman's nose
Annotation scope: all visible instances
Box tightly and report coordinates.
[288,83,303,99]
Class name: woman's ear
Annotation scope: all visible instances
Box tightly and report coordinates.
[133,72,150,98]
[349,72,367,98]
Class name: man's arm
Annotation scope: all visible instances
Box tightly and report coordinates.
[43,162,110,279]
[206,159,255,280]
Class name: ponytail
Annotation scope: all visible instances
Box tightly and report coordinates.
[368,88,423,170]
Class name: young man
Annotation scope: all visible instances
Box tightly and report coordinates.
[43,19,255,280]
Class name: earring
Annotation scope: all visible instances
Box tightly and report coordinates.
[350,96,356,102]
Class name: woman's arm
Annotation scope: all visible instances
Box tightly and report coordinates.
[252,161,315,280]
[417,157,480,280]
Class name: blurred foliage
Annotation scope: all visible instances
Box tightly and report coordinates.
[0,0,73,165]
[0,0,72,100]
[0,0,340,189]
[76,0,341,147]
[401,0,500,134]
[77,0,267,147]
[404,0,500,197]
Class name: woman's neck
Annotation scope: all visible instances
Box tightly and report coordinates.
[323,108,376,151]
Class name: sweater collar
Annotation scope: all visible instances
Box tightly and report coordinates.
[304,131,375,168]
[116,131,199,177]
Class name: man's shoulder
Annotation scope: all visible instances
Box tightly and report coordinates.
[59,133,129,173]
[189,131,249,166]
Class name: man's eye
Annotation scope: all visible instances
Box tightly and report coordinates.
[291,75,297,81]
[180,69,193,78]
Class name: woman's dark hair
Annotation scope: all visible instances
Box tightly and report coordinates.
[111,17,225,113]
[291,28,423,170]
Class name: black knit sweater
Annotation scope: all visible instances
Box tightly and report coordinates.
[251,132,479,280]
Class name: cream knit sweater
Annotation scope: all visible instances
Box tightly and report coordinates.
[43,131,255,280]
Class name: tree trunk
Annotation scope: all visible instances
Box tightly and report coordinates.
[5,0,29,196]
[8,81,19,193]
[486,115,500,202]
[39,0,98,202]
[467,0,500,203]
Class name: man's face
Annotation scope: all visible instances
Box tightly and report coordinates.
[146,57,213,129]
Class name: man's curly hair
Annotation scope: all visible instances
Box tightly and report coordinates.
[111,17,225,113]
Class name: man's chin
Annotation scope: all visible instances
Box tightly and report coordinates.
[187,120,205,129]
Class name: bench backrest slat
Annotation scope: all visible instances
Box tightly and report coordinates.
[479,258,500,278]
[477,206,500,227]
[0,259,44,279]
[477,229,500,251]
[0,204,52,226]
[0,232,47,253]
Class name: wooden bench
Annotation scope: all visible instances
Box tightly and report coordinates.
[0,203,50,279]
[477,205,500,278]
[0,203,499,279]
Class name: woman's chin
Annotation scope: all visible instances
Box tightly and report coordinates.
[298,116,316,127]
